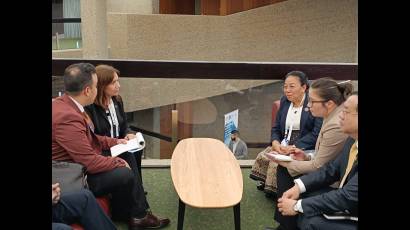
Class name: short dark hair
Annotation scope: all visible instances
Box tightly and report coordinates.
[285,71,309,89]
[310,78,353,106]
[64,63,96,95]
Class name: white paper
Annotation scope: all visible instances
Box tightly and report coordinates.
[323,213,358,221]
[264,152,293,161]
[110,132,145,157]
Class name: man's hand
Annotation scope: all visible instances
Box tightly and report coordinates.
[52,183,61,205]
[125,133,136,140]
[277,198,298,216]
[116,139,127,144]
[117,158,131,169]
[124,161,130,169]
[282,184,301,200]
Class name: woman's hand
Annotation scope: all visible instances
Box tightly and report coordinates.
[125,133,136,140]
[279,145,293,155]
[290,148,308,161]
[278,145,300,155]
[272,141,286,154]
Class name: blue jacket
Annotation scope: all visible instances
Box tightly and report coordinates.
[271,94,322,150]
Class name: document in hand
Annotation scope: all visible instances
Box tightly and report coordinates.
[110,132,145,157]
[264,152,293,161]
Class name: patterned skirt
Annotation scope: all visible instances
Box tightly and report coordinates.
[249,130,300,193]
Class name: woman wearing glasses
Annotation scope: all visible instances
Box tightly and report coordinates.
[250,71,323,198]
[270,78,353,230]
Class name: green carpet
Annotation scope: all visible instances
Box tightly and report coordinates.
[114,168,279,230]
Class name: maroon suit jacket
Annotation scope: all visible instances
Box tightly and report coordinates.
[52,94,125,173]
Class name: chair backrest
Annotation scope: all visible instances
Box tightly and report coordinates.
[271,100,281,128]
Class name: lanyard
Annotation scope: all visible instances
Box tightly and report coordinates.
[281,94,305,146]
[107,98,120,138]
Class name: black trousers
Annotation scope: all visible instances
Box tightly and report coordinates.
[274,165,300,230]
[52,189,116,230]
[134,150,143,183]
[87,151,149,220]
[298,214,357,230]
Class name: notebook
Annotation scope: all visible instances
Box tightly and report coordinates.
[110,132,145,157]
[264,152,293,161]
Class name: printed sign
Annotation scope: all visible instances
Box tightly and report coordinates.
[224,109,238,145]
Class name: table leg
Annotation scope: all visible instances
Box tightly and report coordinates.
[233,202,240,230]
[177,198,186,230]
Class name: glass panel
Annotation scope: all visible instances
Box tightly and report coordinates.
[52,0,81,50]
[121,78,283,160]
[52,26,82,50]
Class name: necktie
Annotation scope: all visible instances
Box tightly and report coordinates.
[339,141,358,188]
[82,111,95,132]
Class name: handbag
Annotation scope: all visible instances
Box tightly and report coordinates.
[52,160,88,194]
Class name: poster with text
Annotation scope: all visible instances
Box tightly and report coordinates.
[224,109,238,146]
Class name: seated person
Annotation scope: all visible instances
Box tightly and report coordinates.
[84,64,144,186]
[228,130,248,159]
[52,63,170,230]
[269,78,352,230]
[276,93,358,230]
[250,71,322,197]
[52,183,116,230]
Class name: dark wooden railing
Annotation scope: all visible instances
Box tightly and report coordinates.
[52,59,357,80]
[52,18,81,23]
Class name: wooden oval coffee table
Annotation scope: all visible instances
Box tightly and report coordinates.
[171,138,243,230]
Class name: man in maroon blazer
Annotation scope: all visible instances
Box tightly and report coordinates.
[52,63,170,230]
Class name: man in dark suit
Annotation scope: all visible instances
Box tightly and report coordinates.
[52,63,170,230]
[274,93,358,230]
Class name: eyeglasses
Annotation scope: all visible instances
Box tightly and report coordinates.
[307,98,327,105]
[341,110,358,116]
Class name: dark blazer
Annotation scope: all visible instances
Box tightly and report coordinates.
[271,94,323,150]
[84,96,132,139]
[300,137,358,218]
[52,95,125,174]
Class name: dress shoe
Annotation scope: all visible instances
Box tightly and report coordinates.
[129,211,170,230]
[250,174,263,181]
[264,190,278,200]
[256,181,265,191]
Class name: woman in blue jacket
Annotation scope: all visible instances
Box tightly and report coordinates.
[250,71,322,197]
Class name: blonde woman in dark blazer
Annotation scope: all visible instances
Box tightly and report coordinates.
[270,78,353,230]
